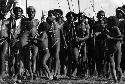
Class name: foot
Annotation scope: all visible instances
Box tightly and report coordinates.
[0,77,3,82]
[53,75,59,80]
[48,75,53,80]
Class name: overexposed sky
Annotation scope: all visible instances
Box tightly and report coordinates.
[18,0,125,21]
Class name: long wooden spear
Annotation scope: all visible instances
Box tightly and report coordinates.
[67,0,71,11]
[26,0,27,16]
[71,0,74,11]
[57,0,61,8]
[78,0,80,13]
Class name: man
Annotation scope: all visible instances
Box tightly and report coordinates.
[63,12,79,77]
[0,9,8,81]
[1,6,25,80]
[106,16,122,83]
[46,9,63,79]
[76,13,90,77]
[19,6,39,80]
[116,7,125,75]
[93,10,107,77]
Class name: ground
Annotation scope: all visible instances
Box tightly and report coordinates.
[1,75,125,84]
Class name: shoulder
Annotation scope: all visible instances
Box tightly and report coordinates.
[113,26,121,34]
[113,26,119,30]
[34,19,40,26]
[63,21,70,27]
[2,19,9,25]
[21,18,28,23]
[34,19,40,23]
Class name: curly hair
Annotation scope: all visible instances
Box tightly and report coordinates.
[13,7,23,14]
[97,10,105,19]
[107,16,118,26]
[27,6,36,14]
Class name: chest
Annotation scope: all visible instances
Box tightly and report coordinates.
[76,24,87,36]
[26,21,37,30]
[95,23,104,32]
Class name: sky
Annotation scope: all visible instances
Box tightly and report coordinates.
[11,0,125,21]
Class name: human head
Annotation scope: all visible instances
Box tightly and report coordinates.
[27,6,36,19]
[38,22,49,34]
[107,16,118,27]
[13,7,23,19]
[66,11,77,22]
[48,10,54,17]
[97,10,105,20]
[77,12,86,23]
[116,7,125,19]
[53,9,63,21]
[46,10,56,24]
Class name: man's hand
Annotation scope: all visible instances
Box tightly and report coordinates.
[106,35,112,40]
[95,32,101,36]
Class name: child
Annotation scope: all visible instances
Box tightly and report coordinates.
[32,22,52,80]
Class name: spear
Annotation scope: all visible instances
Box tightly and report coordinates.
[71,0,74,11]
[92,0,95,19]
[78,0,80,13]
[26,0,27,16]
[57,0,61,8]
[67,0,71,11]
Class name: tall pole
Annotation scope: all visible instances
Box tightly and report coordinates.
[26,0,27,16]
[71,0,74,11]
[67,0,71,11]
[92,0,95,20]
[57,0,61,8]
[78,0,80,13]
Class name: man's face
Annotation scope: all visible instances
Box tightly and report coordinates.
[68,14,74,22]
[14,8,22,19]
[116,11,123,19]
[98,12,105,20]
[47,13,56,22]
[27,9,35,19]
[55,12,62,21]
[79,15,85,23]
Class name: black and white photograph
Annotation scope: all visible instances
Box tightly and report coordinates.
[0,0,125,84]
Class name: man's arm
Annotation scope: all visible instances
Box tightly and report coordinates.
[107,27,122,41]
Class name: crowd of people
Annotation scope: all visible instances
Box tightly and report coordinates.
[0,3,125,84]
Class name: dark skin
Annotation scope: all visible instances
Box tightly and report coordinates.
[47,12,62,78]
[0,7,23,78]
[0,16,8,79]
[19,7,39,79]
[27,8,39,74]
[63,13,79,77]
[32,31,51,79]
[77,16,90,42]
[106,26,122,83]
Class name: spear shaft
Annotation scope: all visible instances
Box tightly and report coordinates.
[78,0,80,13]
[26,0,27,16]
[67,0,71,11]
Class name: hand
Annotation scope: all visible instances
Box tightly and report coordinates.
[95,32,101,36]
[106,35,112,39]
[76,37,81,42]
